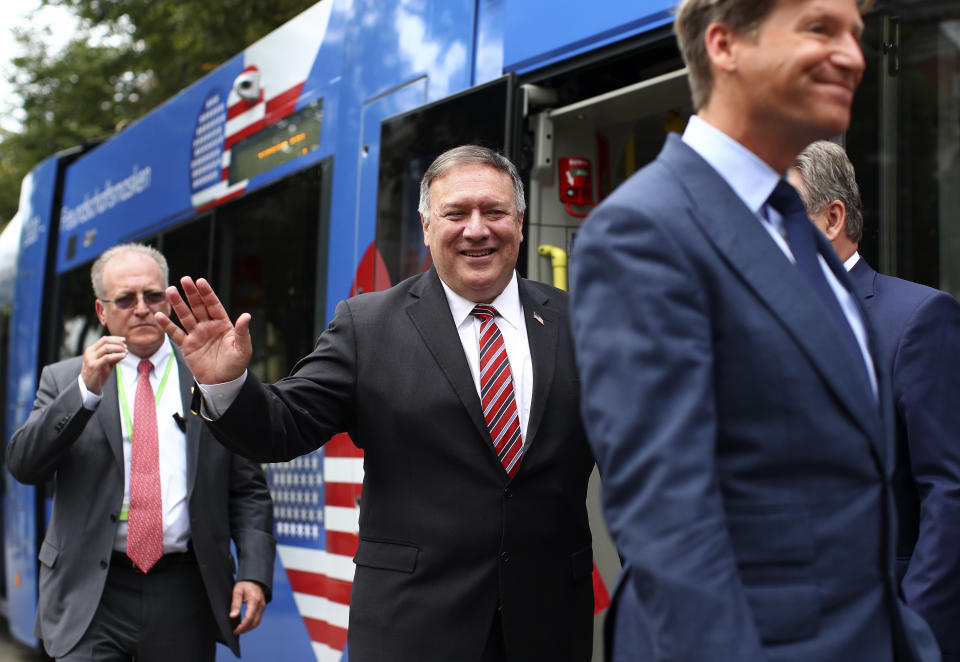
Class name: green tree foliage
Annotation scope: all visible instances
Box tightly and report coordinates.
[0,0,316,225]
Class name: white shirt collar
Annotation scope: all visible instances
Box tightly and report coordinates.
[439,271,523,331]
[844,251,860,272]
[120,338,173,373]
[681,115,784,214]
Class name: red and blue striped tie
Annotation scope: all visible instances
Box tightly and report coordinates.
[471,305,523,477]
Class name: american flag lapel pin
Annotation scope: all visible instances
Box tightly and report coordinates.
[533,312,544,326]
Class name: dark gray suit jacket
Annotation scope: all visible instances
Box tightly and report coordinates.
[6,347,275,658]
[570,134,940,662]
[204,268,596,662]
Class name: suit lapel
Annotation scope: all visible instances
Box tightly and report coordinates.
[661,137,884,451]
[842,258,885,403]
[817,244,887,394]
[98,368,124,471]
[519,280,557,451]
[405,269,494,455]
[847,257,878,305]
[833,256,895,473]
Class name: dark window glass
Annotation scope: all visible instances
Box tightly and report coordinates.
[211,165,324,382]
[57,264,107,361]
[848,2,960,297]
[161,214,214,285]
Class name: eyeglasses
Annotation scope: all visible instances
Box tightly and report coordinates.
[99,291,167,310]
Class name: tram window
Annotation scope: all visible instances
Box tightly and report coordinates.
[210,165,324,383]
[160,214,213,286]
[57,264,102,361]
[154,215,214,337]
[848,2,960,298]
[894,8,960,297]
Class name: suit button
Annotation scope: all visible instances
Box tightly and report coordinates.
[110,513,117,523]
[503,488,513,498]
[500,552,509,563]
[100,559,108,569]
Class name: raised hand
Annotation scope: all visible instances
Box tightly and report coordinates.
[156,277,252,385]
[80,336,128,394]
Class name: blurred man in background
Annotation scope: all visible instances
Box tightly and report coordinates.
[7,243,275,662]
[792,140,960,662]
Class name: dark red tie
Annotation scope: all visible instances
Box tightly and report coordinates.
[127,359,163,572]
[471,305,523,477]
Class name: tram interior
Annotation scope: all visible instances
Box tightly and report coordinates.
[525,69,694,285]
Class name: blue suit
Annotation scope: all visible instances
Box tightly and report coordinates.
[570,134,940,662]
[848,257,960,661]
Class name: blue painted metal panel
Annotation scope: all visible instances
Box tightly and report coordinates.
[4,156,60,647]
[503,0,676,74]
[324,0,475,321]
[475,0,506,86]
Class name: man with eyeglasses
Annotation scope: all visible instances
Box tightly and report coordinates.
[7,243,276,662]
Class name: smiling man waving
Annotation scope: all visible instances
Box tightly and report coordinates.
[158,145,597,662]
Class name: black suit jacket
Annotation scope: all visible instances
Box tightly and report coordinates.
[848,257,960,661]
[206,268,596,662]
[6,348,276,658]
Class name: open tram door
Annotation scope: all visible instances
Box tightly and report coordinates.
[520,66,694,660]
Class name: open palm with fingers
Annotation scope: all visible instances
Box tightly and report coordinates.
[156,276,252,385]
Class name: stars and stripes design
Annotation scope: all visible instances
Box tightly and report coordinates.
[189,65,306,212]
[269,433,362,662]
[189,0,334,211]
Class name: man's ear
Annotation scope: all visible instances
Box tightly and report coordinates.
[95,299,107,326]
[421,213,430,247]
[822,200,848,242]
[704,21,739,74]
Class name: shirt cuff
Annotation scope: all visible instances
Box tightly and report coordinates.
[78,374,102,410]
[197,371,248,419]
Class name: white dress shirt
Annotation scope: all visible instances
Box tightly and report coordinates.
[438,271,533,442]
[682,116,876,396]
[79,340,191,554]
[844,251,861,272]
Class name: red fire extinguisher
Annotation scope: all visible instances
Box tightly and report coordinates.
[558,157,595,218]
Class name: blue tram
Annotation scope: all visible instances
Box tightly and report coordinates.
[1,1,957,660]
